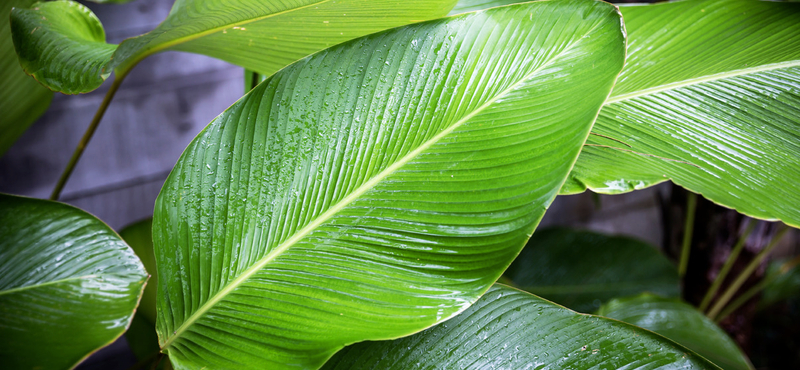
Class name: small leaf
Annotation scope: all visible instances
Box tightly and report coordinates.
[598,294,753,370]
[323,285,720,370]
[504,227,680,312]
[10,0,117,94]
[153,1,626,368]
[0,193,148,370]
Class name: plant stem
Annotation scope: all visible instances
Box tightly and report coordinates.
[699,221,757,312]
[50,73,127,200]
[678,192,698,278]
[714,254,800,323]
[707,226,789,320]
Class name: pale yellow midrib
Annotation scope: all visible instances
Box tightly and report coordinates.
[161,22,597,350]
[605,59,800,104]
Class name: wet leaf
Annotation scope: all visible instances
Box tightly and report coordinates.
[153,1,626,368]
[323,285,720,370]
[0,194,148,370]
[598,294,752,370]
[563,0,800,227]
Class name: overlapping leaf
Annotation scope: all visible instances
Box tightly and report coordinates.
[10,0,458,93]
[0,194,147,370]
[561,0,800,227]
[598,294,752,370]
[504,227,680,312]
[1,0,52,155]
[323,285,719,370]
[152,1,626,368]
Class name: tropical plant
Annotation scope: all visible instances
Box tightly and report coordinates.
[1,0,799,369]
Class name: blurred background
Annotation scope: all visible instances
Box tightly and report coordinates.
[1,0,798,369]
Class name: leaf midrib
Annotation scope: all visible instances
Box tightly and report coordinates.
[161,22,601,350]
[605,59,800,104]
[0,275,100,297]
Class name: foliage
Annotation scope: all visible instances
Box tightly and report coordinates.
[2,0,799,369]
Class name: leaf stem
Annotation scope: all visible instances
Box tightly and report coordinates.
[707,226,789,320]
[678,192,697,278]
[244,69,262,93]
[50,72,128,200]
[699,221,757,312]
[714,254,800,323]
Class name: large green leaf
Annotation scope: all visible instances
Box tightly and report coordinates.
[0,193,148,370]
[153,1,626,368]
[562,0,800,227]
[10,0,458,94]
[1,0,53,155]
[598,294,752,370]
[504,227,680,312]
[323,285,719,370]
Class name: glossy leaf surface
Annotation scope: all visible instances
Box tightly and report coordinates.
[0,194,148,370]
[598,294,752,370]
[10,0,457,94]
[1,0,53,155]
[323,285,719,370]
[448,0,522,15]
[562,0,800,227]
[153,1,626,368]
[10,1,116,94]
[504,227,680,312]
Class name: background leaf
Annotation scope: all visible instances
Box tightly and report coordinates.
[759,258,800,310]
[598,294,752,370]
[119,218,157,324]
[562,0,800,227]
[10,0,459,94]
[1,0,53,155]
[153,1,626,368]
[504,227,680,312]
[0,193,148,370]
[324,285,720,370]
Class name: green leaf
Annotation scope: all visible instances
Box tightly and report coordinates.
[504,227,680,312]
[10,0,459,94]
[562,0,800,227]
[120,218,157,324]
[598,294,752,370]
[323,285,719,370]
[448,0,522,15]
[10,0,117,94]
[153,1,626,368]
[0,193,148,370]
[126,314,160,362]
[759,258,800,309]
[1,0,53,155]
